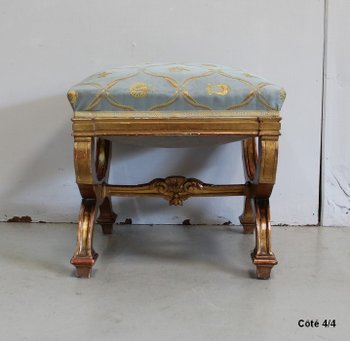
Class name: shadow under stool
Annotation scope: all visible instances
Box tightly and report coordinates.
[67,63,286,279]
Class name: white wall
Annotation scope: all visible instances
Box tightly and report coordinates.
[322,0,350,226]
[0,0,325,225]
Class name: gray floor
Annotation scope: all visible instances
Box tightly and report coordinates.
[0,223,349,341]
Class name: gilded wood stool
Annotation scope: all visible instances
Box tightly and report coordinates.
[67,63,286,279]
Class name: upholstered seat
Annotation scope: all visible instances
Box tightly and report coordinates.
[68,62,286,280]
[68,63,285,117]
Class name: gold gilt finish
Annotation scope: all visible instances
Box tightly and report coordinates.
[71,137,117,277]
[71,114,281,279]
[240,138,257,234]
[104,177,247,206]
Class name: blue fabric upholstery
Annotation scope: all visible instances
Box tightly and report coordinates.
[68,63,286,114]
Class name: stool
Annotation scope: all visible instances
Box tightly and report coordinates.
[67,63,286,279]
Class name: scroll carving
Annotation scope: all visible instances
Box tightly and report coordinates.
[150,176,204,206]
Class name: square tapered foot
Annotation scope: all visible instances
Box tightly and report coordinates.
[251,252,277,280]
[255,265,273,279]
[71,253,98,278]
[242,223,255,234]
[239,215,255,234]
[100,223,114,235]
[75,266,93,278]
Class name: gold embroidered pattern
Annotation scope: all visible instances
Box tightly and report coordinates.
[142,68,179,89]
[82,71,140,111]
[149,91,179,111]
[181,71,215,109]
[97,72,112,78]
[67,90,78,105]
[207,84,230,96]
[129,82,150,98]
[69,63,285,113]
[168,66,190,72]
[255,82,278,110]
[280,88,287,101]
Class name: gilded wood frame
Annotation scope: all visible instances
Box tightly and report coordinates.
[70,115,281,279]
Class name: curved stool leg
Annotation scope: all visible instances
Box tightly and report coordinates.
[95,138,117,234]
[240,138,257,234]
[71,199,98,278]
[72,136,100,277]
[251,136,279,279]
[251,198,277,279]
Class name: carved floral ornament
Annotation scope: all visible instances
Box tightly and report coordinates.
[150,176,204,206]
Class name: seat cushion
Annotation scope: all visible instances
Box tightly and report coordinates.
[68,63,286,117]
